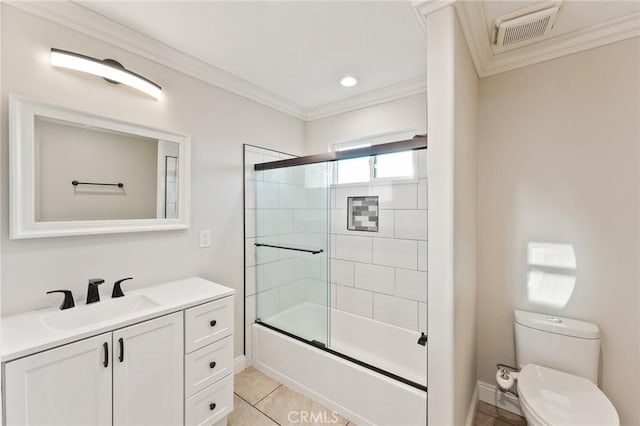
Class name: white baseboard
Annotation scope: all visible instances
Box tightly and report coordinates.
[477,380,522,417]
[234,355,246,374]
[465,383,479,426]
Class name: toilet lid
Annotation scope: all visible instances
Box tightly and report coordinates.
[518,364,619,426]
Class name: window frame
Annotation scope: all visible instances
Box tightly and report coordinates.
[330,130,419,187]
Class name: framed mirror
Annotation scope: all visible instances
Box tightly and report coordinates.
[9,95,190,239]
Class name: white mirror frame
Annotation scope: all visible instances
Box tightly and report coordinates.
[9,94,191,239]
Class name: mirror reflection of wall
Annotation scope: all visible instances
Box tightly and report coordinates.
[161,148,179,219]
[34,116,179,221]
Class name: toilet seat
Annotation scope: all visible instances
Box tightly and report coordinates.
[517,364,619,426]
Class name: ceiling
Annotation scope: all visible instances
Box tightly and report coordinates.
[15,1,637,119]
[482,0,640,46]
[483,1,639,38]
[78,1,427,110]
[455,0,640,77]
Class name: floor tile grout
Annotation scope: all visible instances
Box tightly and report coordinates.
[253,383,283,407]
[234,391,283,426]
[234,368,353,426]
[252,384,285,426]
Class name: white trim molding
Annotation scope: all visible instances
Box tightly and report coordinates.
[7,1,307,119]
[306,78,427,121]
[7,1,427,122]
[477,380,523,417]
[455,1,640,77]
[413,0,456,17]
[233,355,246,375]
[465,383,479,426]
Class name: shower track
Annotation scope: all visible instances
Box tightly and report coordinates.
[254,320,427,392]
[254,135,427,171]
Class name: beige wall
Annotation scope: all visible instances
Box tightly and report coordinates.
[477,37,640,425]
[452,9,478,426]
[304,93,427,155]
[35,118,158,221]
[0,5,305,361]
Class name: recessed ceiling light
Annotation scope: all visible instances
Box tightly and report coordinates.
[339,76,358,87]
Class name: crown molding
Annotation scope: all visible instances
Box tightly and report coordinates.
[456,1,640,78]
[305,78,427,121]
[6,1,430,122]
[413,0,456,17]
[454,1,492,77]
[7,1,308,119]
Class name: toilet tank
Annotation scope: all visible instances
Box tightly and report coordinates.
[514,310,600,384]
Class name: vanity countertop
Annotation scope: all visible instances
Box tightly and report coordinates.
[0,277,234,362]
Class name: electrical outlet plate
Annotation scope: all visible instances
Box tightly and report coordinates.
[199,230,211,248]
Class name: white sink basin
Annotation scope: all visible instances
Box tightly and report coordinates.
[41,295,159,332]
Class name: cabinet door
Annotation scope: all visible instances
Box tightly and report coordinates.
[4,333,112,426]
[113,312,184,426]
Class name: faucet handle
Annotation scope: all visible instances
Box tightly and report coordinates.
[112,277,133,298]
[47,290,75,310]
[86,278,104,304]
[89,278,105,286]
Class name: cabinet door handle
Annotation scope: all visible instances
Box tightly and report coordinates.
[209,320,217,327]
[118,338,124,362]
[103,342,109,368]
[209,403,216,411]
[209,361,216,369]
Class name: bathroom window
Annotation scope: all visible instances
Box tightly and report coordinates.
[332,141,417,185]
[335,156,371,184]
[374,151,415,179]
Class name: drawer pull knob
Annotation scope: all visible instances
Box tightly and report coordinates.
[209,361,217,369]
[210,320,217,327]
[209,403,216,411]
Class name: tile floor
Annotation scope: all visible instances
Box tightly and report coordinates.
[473,401,526,426]
[229,367,353,426]
[229,367,526,426]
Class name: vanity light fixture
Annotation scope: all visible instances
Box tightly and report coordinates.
[339,75,358,87]
[50,48,162,100]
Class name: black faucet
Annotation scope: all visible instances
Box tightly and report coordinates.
[87,278,104,304]
[112,277,133,298]
[417,332,427,346]
[46,290,75,310]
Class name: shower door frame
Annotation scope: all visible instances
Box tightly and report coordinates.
[244,136,428,393]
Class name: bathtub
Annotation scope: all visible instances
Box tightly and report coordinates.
[252,302,427,425]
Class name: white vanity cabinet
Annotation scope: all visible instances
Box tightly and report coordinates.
[113,312,184,426]
[183,297,234,426]
[4,333,114,426]
[1,278,235,426]
[4,314,184,426]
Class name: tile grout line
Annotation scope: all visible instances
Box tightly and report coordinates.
[234,391,283,426]
[253,384,285,426]
[253,383,283,407]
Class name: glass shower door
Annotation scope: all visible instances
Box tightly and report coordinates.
[254,160,330,346]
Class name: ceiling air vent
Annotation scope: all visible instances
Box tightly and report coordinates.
[493,2,561,52]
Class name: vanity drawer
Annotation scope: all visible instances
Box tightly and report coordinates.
[185,374,233,426]
[185,335,233,398]
[185,296,233,353]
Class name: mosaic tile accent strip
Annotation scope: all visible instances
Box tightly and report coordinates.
[347,196,379,232]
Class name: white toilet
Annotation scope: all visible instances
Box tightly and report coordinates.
[514,310,619,426]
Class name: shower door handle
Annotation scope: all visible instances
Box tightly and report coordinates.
[254,243,323,255]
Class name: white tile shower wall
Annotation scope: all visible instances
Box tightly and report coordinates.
[331,153,428,331]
